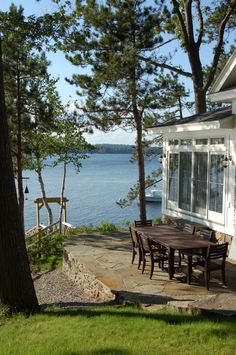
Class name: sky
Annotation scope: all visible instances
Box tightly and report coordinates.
[1,1,234,144]
[2,0,139,144]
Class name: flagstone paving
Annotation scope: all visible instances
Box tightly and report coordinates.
[63,232,236,316]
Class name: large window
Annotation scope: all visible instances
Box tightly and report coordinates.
[179,152,192,211]
[168,154,179,203]
[193,152,208,215]
[167,149,225,222]
[209,155,224,213]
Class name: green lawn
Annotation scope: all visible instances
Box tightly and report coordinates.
[0,305,235,355]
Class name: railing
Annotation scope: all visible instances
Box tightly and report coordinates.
[25,221,73,241]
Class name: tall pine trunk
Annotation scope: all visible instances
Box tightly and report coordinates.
[131,74,146,222]
[135,115,146,221]
[58,159,67,228]
[35,154,53,226]
[188,49,207,114]
[0,37,39,313]
[16,54,25,230]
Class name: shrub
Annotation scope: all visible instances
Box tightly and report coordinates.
[27,233,64,273]
[96,221,119,233]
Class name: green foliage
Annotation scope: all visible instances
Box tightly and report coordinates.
[0,304,10,320]
[96,221,119,233]
[152,216,163,225]
[117,168,162,208]
[67,224,95,234]
[0,305,235,354]
[27,233,64,273]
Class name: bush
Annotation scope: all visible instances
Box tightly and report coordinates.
[96,221,119,233]
[27,233,64,273]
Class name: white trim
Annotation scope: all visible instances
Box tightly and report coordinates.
[210,48,236,94]
[149,116,234,135]
[209,88,236,102]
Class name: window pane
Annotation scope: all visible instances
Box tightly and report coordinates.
[168,139,179,146]
[195,138,208,145]
[180,139,192,146]
[210,137,224,145]
[209,155,224,213]
[179,152,192,211]
[193,153,208,214]
[168,154,179,202]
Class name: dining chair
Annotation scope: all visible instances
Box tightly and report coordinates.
[183,229,214,258]
[183,223,196,235]
[192,242,228,290]
[139,233,168,279]
[129,227,142,269]
[178,223,196,267]
[134,220,152,227]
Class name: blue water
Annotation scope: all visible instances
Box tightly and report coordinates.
[24,154,162,229]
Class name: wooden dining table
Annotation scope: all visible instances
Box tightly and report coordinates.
[132,224,215,283]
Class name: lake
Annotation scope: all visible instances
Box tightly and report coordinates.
[24,154,162,230]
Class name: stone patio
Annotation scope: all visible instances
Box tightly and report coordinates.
[63,232,236,316]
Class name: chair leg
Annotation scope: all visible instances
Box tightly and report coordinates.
[178,250,182,268]
[131,249,136,264]
[205,271,210,290]
[142,256,146,274]
[222,267,227,286]
[150,258,154,279]
[187,255,192,285]
[138,251,142,269]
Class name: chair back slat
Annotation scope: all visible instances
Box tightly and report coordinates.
[134,220,152,227]
[129,227,139,248]
[183,223,195,235]
[207,243,228,261]
[139,233,150,253]
[200,229,213,241]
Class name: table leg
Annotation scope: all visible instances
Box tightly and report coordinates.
[168,248,174,280]
[187,255,192,285]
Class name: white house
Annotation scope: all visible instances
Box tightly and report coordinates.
[149,49,236,261]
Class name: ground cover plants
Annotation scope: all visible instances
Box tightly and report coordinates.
[0,305,235,355]
[26,221,127,272]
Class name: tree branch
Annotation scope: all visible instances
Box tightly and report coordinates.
[138,55,193,77]
[139,38,176,52]
[171,0,190,49]
[204,0,236,92]
[195,0,204,48]
[185,0,195,48]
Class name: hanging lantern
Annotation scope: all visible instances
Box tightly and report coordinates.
[24,185,29,199]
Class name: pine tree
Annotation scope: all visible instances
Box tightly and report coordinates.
[61,0,186,221]
[0,36,39,313]
[161,0,236,114]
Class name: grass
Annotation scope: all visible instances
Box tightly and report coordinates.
[0,305,235,355]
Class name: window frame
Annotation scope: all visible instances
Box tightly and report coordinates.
[166,135,227,225]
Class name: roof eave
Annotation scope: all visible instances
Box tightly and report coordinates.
[148,116,235,135]
[209,88,236,102]
[209,48,236,94]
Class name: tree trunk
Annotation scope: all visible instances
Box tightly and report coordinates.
[35,155,53,225]
[188,49,207,114]
[16,54,25,230]
[130,65,146,221]
[0,37,39,313]
[135,115,147,221]
[58,159,67,232]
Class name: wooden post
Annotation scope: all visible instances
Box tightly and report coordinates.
[36,201,40,231]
